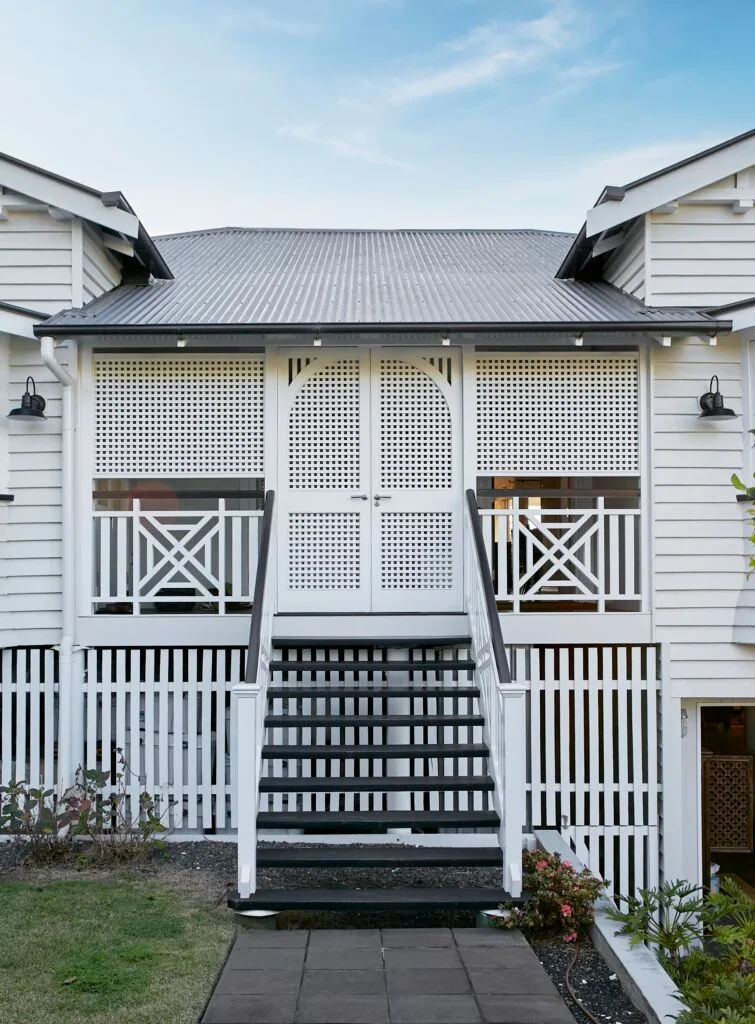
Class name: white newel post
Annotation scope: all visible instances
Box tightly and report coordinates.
[501,686,528,897]
[232,683,260,898]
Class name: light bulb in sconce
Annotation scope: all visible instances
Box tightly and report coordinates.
[574,333,584,348]
[441,334,451,347]
[313,329,322,347]
[176,336,187,348]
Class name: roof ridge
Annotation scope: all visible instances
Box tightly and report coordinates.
[155,226,577,240]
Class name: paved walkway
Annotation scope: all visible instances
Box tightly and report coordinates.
[201,927,574,1024]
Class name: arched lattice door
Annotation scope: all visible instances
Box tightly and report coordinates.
[278,348,462,613]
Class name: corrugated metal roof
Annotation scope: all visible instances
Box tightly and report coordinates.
[41,227,719,332]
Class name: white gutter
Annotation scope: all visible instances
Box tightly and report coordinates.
[40,336,78,790]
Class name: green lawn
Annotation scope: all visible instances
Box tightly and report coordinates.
[0,879,234,1024]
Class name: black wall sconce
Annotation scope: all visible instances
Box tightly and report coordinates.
[699,375,736,419]
[8,376,47,420]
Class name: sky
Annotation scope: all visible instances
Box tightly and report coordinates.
[1,0,753,237]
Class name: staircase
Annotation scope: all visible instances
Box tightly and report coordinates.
[229,634,517,913]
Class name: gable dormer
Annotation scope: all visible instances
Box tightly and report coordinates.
[0,152,171,320]
[558,129,755,308]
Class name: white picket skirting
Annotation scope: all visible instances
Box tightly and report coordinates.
[0,648,58,790]
[479,502,641,610]
[511,644,662,896]
[2,640,662,897]
[92,501,263,614]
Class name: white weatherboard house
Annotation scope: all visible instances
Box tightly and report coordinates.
[2,131,755,910]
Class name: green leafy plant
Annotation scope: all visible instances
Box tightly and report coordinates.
[605,879,705,967]
[496,849,605,941]
[1,752,172,864]
[608,877,755,1024]
[0,781,80,861]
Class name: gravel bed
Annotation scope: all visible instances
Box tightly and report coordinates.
[532,936,648,1024]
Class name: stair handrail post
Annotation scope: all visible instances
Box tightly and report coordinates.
[232,490,276,899]
[464,489,526,898]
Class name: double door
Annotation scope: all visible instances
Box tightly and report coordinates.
[277,348,462,613]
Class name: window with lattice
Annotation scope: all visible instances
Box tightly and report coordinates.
[94,355,264,476]
[475,354,639,475]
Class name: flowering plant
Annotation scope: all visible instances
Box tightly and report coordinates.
[496,849,605,941]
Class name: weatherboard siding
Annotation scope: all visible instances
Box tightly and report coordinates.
[82,225,121,303]
[652,335,752,694]
[2,339,64,646]
[604,218,645,299]
[649,176,755,305]
[0,209,73,314]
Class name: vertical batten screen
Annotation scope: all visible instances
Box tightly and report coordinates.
[82,648,245,831]
[476,354,640,475]
[514,644,661,896]
[0,648,58,789]
[93,355,265,476]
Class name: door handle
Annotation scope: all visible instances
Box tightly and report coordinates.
[374,494,392,505]
[349,494,368,501]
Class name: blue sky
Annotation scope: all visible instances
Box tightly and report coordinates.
[1,0,753,235]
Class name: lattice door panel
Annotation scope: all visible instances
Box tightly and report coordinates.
[475,353,639,475]
[371,351,462,613]
[703,755,754,853]
[379,513,454,590]
[377,357,452,490]
[287,358,362,490]
[278,352,371,612]
[94,355,264,476]
[287,513,362,591]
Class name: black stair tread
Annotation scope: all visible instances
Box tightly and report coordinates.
[270,660,475,672]
[256,846,502,868]
[229,888,518,911]
[273,636,472,649]
[267,685,480,698]
[263,743,490,759]
[257,809,499,829]
[265,714,483,727]
[259,774,494,793]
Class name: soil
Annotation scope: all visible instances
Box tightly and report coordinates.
[0,840,648,1023]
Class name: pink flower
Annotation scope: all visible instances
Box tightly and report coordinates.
[562,860,572,868]
[564,930,578,943]
[535,860,548,872]
[561,904,572,917]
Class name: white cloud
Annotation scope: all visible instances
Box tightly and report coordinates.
[385,2,579,104]
[277,123,414,171]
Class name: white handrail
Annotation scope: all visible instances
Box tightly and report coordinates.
[464,490,527,897]
[232,491,276,898]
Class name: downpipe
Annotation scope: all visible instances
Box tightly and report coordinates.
[40,336,82,792]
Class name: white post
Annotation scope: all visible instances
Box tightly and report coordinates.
[232,684,260,898]
[501,686,528,897]
[659,645,685,883]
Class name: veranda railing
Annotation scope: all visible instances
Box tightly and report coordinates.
[232,491,276,898]
[92,499,263,614]
[464,489,527,897]
[477,497,642,611]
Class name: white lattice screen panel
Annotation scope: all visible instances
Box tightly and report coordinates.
[288,513,361,589]
[94,355,264,476]
[380,513,453,589]
[476,354,639,474]
[288,358,361,489]
[379,358,452,489]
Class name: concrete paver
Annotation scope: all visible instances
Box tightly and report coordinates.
[201,928,575,1024]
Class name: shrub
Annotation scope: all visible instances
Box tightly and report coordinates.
[608,877,755,1024]
[496,849,605,941]
[0,752,171,864]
